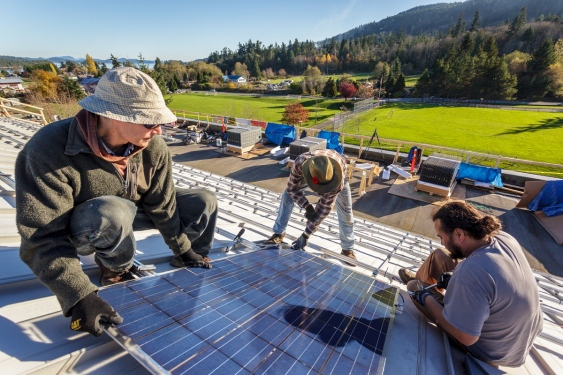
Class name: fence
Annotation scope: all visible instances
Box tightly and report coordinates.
[0,99,47,125]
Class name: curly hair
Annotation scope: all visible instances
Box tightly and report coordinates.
[432,201,502,241]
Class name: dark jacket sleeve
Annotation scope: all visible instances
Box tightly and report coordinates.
[139,137,192,256]
[16,132,97,316]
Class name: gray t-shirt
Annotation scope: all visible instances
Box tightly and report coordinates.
[443,232,543,367]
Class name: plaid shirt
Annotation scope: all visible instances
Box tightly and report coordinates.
[287,149,348,235]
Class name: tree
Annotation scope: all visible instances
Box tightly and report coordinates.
[232,62,248,77]
[473,37,517,100]
[110,54,121,68]
[339,81,357,100]
[85,54,97,75]
[450,13,466,38]
[30,69,61,100]
[281,102,309,125]
[357,84,375,99]
[98,63,108,77]
[65,60,77,74]
[518,39,557,99]
[469,11,480,32]
[302,65,323,94]
[136,53,149,73]
[58,76,85,100]
[322,77,338,97]
[508,7,527,37]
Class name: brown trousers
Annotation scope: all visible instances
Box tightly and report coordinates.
[407,248,459,308]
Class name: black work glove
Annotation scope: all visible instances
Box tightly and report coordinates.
[70,291,123,337]
[304,205,318,222]
[437,272,453,289]
[180,249,212,269]
[411,289,433,306]
[291,232,310,250]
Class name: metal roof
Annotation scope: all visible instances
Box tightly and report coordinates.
[0,116,561,374]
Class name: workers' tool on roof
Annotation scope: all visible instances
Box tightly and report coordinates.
[225,228,245,253]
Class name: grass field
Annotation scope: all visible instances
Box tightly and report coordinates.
[168,93,346,125]
[346,103,563,165]
[167,93,563,173]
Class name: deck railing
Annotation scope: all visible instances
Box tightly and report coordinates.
[0,99,47,125]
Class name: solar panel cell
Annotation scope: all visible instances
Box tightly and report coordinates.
[99,249,398,374]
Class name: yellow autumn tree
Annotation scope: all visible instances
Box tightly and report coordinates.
[31,70,62,100]
[85,54,98,75]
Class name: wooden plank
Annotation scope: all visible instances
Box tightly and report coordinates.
[415,180,457,198]
[226,144,254,155]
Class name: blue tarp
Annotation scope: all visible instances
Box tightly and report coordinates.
[528,180,563,217]
[265,123,296,145]
[317,130,344,154]
[456,162,503,187]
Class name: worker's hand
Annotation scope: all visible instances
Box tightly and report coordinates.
[411,289,433,306]
[180,249,212,269]
[70,291,123,337]
[304,204,318,222]
[437,272,453,289]
[291,232,310,250]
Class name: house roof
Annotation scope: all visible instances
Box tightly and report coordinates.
[79,77,100,85]
[0,78,23,84]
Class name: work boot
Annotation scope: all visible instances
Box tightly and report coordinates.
[398,268,417,285]
[341,250,357,267]
[264,232,285,245]
[95,257,137,286]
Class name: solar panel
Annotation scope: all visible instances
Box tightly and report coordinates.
[99,249,399,374]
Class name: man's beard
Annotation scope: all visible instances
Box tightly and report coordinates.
[449,242,464,260]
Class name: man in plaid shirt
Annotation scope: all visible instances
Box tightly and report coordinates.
[265,149,356,265]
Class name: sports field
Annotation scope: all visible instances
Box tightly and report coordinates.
[168,93,563,169]
[350,103,563,165]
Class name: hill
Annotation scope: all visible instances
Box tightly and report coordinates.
[327,0,563,42]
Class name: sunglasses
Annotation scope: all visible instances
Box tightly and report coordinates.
[143,124,163,130]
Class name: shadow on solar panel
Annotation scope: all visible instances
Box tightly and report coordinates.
[99,250,399,374]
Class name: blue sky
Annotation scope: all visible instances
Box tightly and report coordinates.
[5,0,461,62]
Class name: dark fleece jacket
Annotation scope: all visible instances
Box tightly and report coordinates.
[16,116,191,315]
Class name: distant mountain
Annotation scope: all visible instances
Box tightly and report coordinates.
[323,0,563,42]
[45,56,156,66]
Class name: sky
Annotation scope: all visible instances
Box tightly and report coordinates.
[5,0,462,62]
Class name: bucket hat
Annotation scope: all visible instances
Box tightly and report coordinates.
[302,155,343,194]
[78,67,176,125]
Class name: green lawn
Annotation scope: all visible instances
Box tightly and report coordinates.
[167,93,563,169]
[404,75,420,87]
[347,103,563,165]
[168,93,346,125]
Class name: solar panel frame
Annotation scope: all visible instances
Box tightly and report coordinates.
[100,249,399,375]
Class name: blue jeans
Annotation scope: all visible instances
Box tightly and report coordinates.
[69,188,217,272]
[272,181,355,250]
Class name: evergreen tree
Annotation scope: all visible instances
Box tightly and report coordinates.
[393,73,406,97]
[450,13,466,38]
[322,77,338,97]
[110,54,121,68]
[136,53,149,73]
[413,69,432,97]
[469,10,480,32]
[473,37,517,100]
[519,39,557,99]
[508,7,527,37]
[58,76,85,100]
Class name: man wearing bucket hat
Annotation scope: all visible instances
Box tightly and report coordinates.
[15,67,217,336]
[264,149,356,265]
